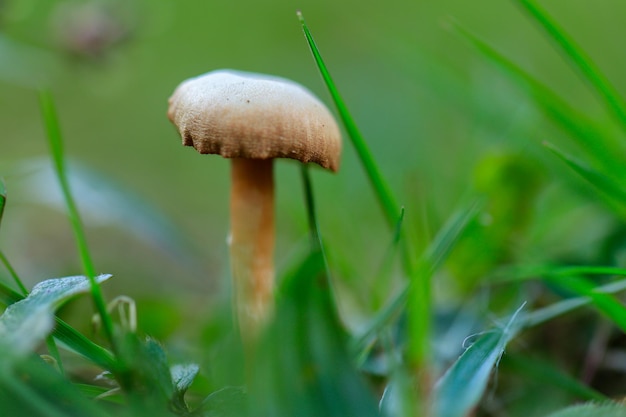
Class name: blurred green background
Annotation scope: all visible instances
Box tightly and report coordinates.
[1,0,626,338]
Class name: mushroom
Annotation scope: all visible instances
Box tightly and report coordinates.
[167,69,341,336]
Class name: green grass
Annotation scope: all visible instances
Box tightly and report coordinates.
[2,2,626,417]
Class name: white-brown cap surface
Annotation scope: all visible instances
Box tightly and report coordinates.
[167,69,342,172]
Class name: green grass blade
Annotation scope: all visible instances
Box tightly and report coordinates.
[448,20,620,170]
[353,198,482,355]
[544,142,626,213]
[0,251,28,295]
[38,90,115,346]
[297,11,400,228]
[53,318,116,371]
[515,0,626,132]
[548,274,626,333]
[0,279,23,306]
[433,304,524,417]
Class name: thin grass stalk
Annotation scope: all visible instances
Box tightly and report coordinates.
[0,251,28,296]
[38,91,115,347]
[515,0,626,133]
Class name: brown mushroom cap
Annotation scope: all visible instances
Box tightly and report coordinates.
[167,69,342,172]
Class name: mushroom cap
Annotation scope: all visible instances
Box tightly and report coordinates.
[167,69,342,172]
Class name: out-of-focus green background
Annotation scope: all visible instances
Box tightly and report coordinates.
[1,0,625,335]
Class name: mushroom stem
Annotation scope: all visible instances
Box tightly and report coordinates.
[229,158,275,338]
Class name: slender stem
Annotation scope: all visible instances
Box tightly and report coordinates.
[0,250,28,296]
[230,158,275,339]
[38,91,115,347]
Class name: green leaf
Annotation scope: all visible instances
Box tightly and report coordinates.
[546,403,626,417]
[515,0,626,132]
[432,304,524,417]
[251,250,379,417]
[0,274,111,358]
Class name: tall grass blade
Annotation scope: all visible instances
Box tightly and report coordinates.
[297,11,400,228]
[38,90,115,345]
[543,142,626,213]
[432,304,525,417]
[447,20,620,171]
[514,0,626,133]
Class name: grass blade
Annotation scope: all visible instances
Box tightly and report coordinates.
[432,304,525,417]
[544,142,626,214]
[548,274,626,333]
[514,0,626,132]
[0,251,28,296]
[297,11,400,228]
[38,90,115,346]
[353,198,482,355]
[447,19,621,171]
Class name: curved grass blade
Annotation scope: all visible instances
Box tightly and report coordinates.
[53,317,116,371]
[514,0,626,133]
[38,90,115,345]
[447,19,621,171]
[432,304,525,417]
[544,142,626,215]
[0,251,28,296]
[297,11,400,228]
